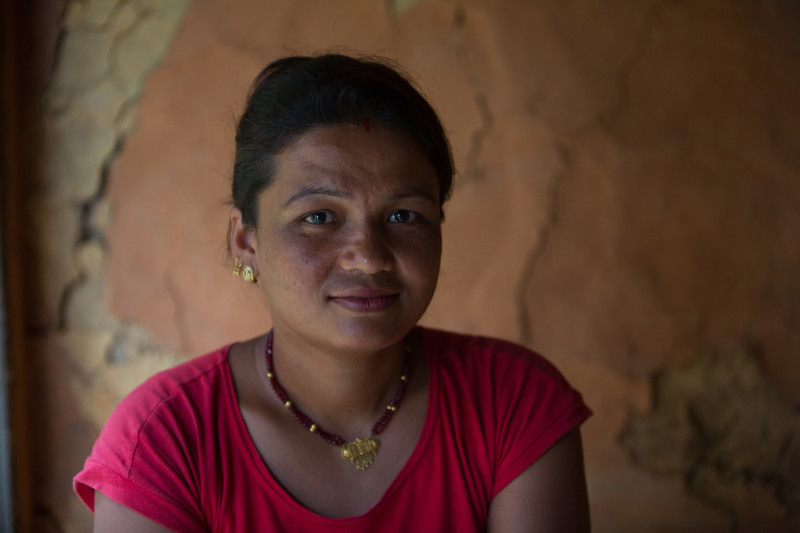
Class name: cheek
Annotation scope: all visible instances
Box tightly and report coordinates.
[259,225,328,298]
[270,231,336,286]
[399,230,442,285]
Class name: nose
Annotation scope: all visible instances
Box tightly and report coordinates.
[338,224,393,274]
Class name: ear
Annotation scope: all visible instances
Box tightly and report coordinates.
[229,207,258,275]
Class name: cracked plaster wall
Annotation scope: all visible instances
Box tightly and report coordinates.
[27,1,189,531]
[24,0,800,531]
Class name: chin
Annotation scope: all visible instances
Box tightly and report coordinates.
[327,318,417,352]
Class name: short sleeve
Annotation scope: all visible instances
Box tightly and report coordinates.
[486,341,591,497]
[73,365,212,532]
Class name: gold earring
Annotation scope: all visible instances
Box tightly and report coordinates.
[233,257,243,277]
[242,265,256,283]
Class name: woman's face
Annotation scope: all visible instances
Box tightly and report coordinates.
[233,123,442,353]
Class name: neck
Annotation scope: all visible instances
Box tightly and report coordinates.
[263,327,411,439]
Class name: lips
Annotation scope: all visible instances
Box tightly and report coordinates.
[328,287,399,312]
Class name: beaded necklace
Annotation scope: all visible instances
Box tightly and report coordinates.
[265,330,411,471]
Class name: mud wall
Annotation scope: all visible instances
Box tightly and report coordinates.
[10,0,800,531]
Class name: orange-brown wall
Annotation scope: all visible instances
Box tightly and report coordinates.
[6,1,800,531]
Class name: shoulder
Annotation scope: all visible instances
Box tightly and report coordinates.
[420,327,573,389]
[111,346,232,427]
[74,345,235,522]
[420,326,590,447]
[421,326,549,360]
[419,328,591,500]
[95,346,233,467]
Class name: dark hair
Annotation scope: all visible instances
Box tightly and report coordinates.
[232,54,454,227]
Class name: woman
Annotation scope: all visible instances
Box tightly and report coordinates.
[74,54,592,532]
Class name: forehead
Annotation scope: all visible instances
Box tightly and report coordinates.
[272,124,440,198]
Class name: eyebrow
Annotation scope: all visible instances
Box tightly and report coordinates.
[284,186,438,207]
[391,190,438,204]
[283,186,349,207]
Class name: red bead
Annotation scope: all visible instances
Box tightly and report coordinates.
[265,331,410,448]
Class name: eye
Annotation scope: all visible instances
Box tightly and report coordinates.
[303,211,336,225]
[388,209,418,224]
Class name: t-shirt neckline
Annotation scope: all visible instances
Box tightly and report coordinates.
[222,327,440,524]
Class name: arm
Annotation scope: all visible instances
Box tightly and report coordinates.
[487,428,590,533]
[93,491,175,533]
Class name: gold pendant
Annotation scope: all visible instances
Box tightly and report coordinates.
[341,437,380,471]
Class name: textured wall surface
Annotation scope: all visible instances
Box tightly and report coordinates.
[23,1,191,531]
[21,0,800,531]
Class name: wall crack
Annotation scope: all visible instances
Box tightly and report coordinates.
[574,0,663,135]
[516,140,571,346]
[449,5,494,185]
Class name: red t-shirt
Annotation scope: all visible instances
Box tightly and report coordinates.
[74,328,591,532]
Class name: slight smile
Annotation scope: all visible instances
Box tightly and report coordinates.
[329,289,399,312]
